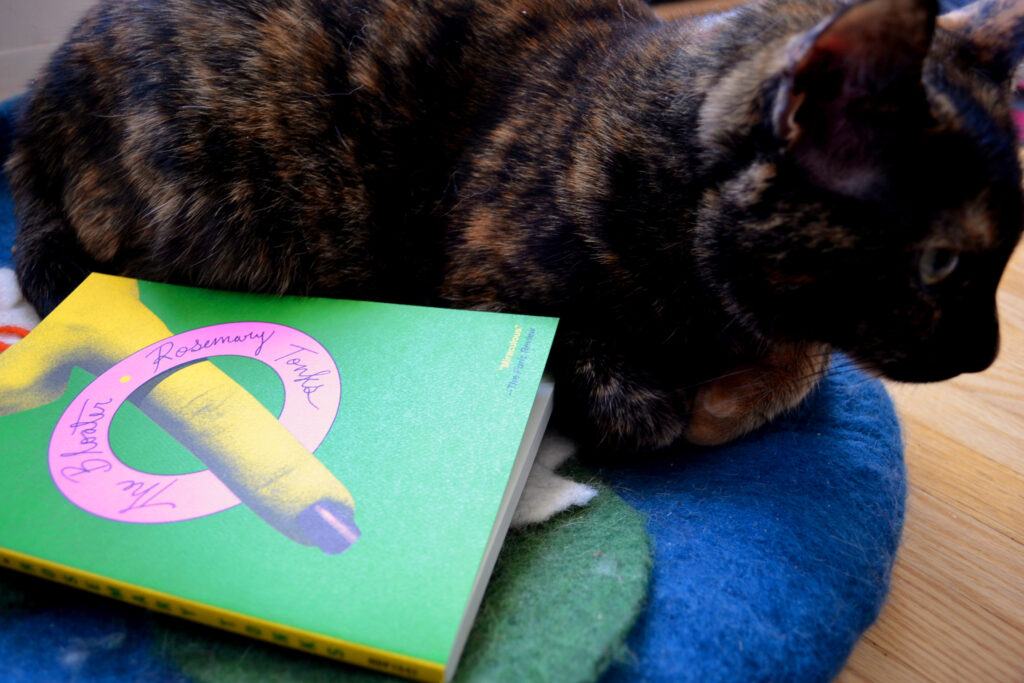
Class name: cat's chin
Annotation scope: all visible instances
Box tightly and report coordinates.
[864,354,996,384]
[879,365,966,384]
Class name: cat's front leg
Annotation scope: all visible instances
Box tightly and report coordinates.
[684,343,831,446]
[558,331,691,451]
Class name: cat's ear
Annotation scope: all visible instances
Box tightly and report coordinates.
[937,0,1024,85]
[773,0,937,197]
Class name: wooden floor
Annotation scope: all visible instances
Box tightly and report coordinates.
[831,245,1024,683]
[650,3,1024,679]
[838,244,1024,682]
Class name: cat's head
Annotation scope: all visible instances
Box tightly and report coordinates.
[697,0,1024,382]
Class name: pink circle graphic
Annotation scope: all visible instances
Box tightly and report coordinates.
[49,322,341,523]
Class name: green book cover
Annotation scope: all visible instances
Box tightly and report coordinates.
[0,273,558,682]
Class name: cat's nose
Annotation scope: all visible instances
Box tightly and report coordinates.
[955,321,1000,374]
[926,313,1000,379]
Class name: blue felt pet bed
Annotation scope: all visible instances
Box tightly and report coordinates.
[0,94,904,682]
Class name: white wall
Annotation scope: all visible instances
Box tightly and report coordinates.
[0,0,97,99]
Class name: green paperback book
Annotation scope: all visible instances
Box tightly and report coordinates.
[0,273,558,682]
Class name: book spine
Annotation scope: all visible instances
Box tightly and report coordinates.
[0,547,444,683]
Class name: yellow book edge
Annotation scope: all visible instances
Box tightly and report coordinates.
[0,547,445,683]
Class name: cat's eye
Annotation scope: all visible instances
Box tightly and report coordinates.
[918,247,960,286]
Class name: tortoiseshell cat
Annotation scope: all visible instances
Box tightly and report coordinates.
[7,0,1024,451]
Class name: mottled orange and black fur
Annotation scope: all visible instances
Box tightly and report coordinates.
[7,0,1024,451]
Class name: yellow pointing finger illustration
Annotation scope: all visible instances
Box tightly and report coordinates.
[0,274,359,554]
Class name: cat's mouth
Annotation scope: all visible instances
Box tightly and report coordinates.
[834,304,1002,384]
[850,342,999,384]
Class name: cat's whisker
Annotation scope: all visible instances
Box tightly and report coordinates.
[141,197,176,220]
[335,126,351,150]
[617,0,636,23]
[681,366,761,392]
[296,86,363,99]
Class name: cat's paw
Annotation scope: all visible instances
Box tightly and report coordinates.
[684,369,772,446]
[684,344,830,446]
[511,431,598,527]
[588,381,688,451]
